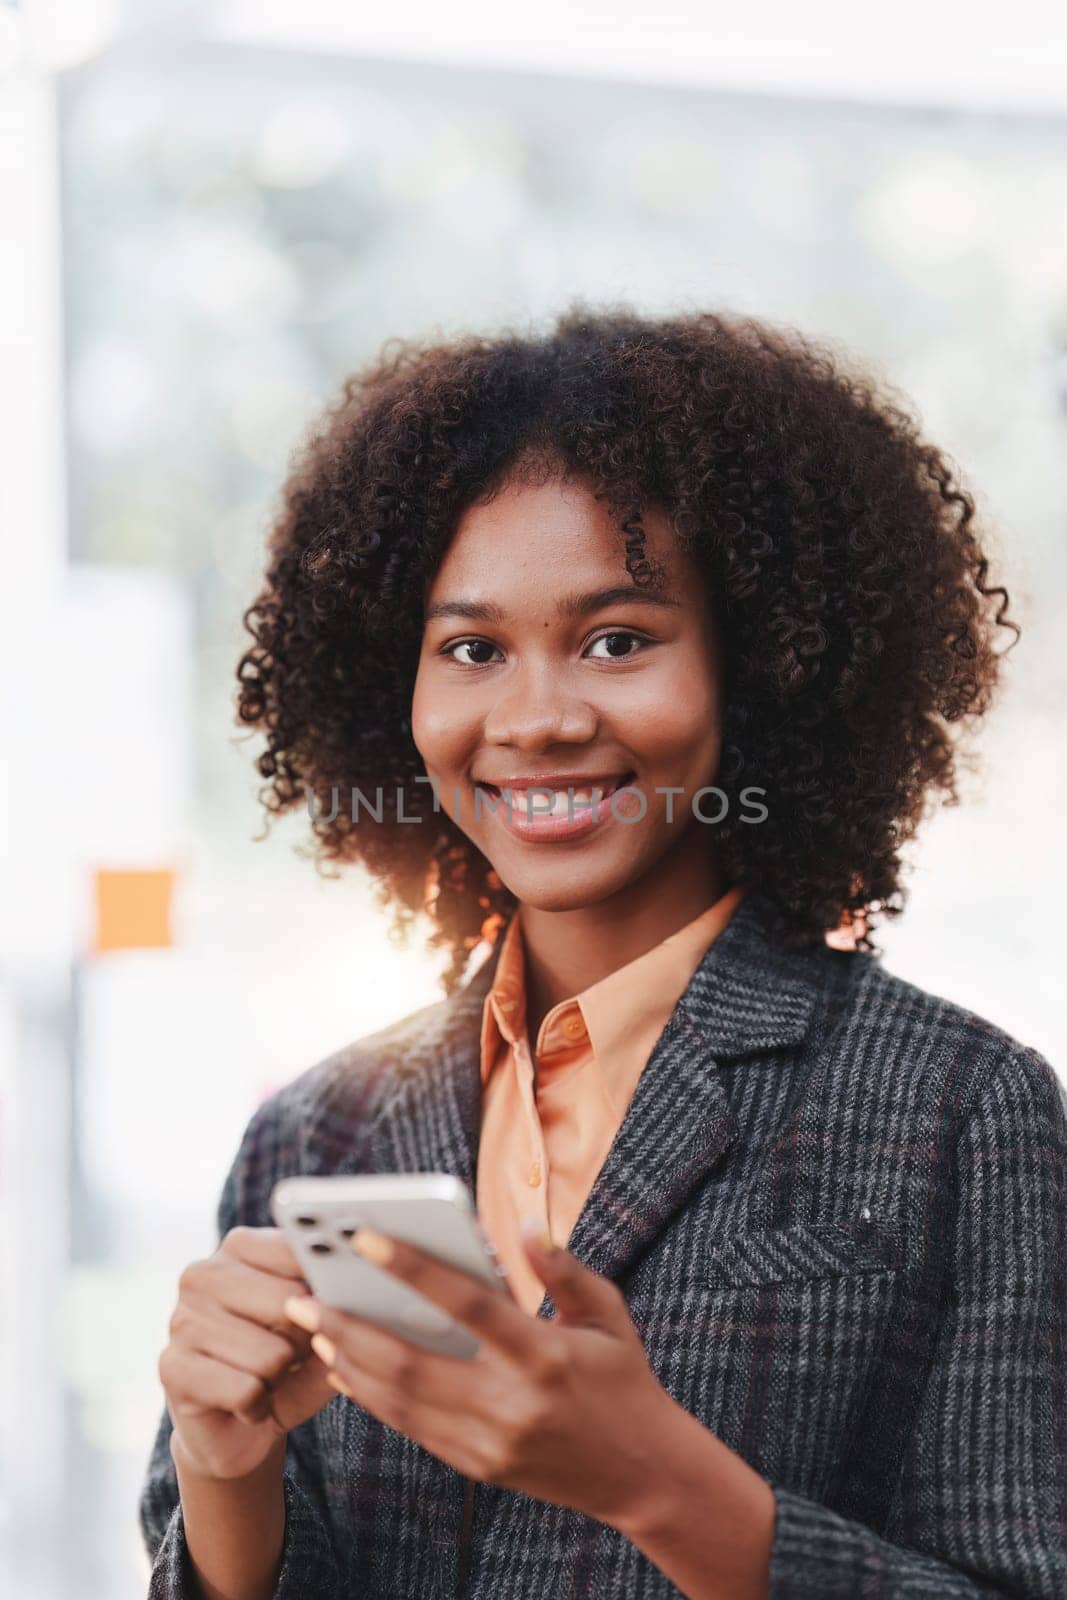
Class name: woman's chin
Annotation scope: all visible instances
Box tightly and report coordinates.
[488,856,642,915]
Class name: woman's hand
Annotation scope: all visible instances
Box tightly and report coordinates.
[281,1223,675,1529]
[158,1226,339,1482]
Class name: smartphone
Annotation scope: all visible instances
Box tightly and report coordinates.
[270,1172,510,1360]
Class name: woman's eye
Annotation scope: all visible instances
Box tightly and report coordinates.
[444,639,501,666]
[586,630,646,660]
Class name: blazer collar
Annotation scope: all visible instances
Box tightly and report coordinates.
[448,884,820,1052]
[356,888,826,1304]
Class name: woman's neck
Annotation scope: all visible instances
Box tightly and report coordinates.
[517,845,731,1033]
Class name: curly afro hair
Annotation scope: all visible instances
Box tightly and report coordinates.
[236,302,1019,996]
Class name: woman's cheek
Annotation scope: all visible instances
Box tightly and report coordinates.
[410,691,472,780]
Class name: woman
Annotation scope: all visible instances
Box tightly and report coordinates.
[140,306,1067,1599]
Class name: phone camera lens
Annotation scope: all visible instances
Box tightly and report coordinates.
[310,1241,333,1254]
[296,1215,318,1228]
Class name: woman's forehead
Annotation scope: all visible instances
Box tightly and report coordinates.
[426,479,689,595]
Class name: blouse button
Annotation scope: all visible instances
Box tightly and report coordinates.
[563,1015,585,1039]
[527,1161,542,1187]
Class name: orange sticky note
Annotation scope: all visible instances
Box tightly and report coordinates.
[91,867,175,954]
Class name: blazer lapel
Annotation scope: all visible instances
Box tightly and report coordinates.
[363,891,823,1309]
[563,891,822,1293]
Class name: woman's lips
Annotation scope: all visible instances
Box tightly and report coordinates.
[476,772,636,842]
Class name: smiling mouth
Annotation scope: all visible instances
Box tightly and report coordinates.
[478,772,635,816]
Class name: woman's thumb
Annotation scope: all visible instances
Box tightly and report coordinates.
[519,1220,629,1330]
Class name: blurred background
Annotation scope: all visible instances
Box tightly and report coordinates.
[1,1,1065,1593]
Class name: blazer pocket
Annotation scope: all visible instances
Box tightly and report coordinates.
[703,1218,903,1290]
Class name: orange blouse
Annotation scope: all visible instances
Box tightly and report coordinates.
[476,882,750,1314]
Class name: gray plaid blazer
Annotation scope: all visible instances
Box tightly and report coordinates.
[140,889,1067,1597]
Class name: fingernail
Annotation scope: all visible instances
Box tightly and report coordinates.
[325,1370,354,1398]
[351,1227,394,1265]
[310,1332,336,1366]
[284,1295,321,1332]
[520,1217,554,1254]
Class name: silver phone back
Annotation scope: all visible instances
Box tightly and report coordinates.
[270,1172,507,1360]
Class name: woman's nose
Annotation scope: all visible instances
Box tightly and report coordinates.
[482,674,598,748]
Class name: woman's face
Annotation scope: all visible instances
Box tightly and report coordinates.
[411,475,725,914]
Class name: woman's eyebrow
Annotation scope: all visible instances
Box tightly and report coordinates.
[424,585,682,625]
